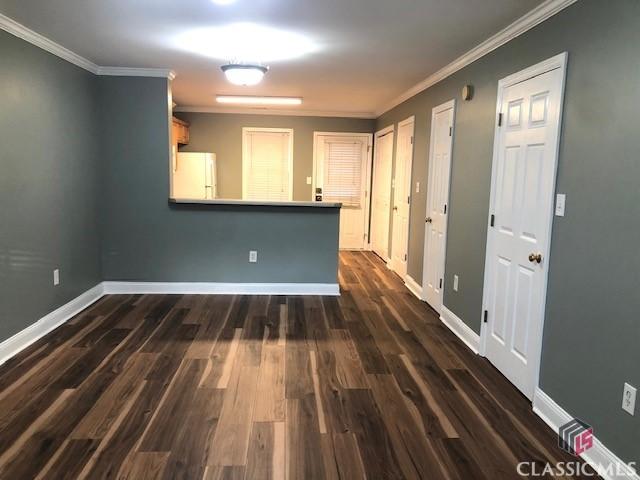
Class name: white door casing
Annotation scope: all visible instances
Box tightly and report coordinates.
[313,132,373,250]
[370,126,394,260]
[423,101,455,312]
[390,117,415,277]
[481,53,568,400]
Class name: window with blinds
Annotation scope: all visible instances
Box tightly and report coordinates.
[323,140,364,207]
[244,130,292,201]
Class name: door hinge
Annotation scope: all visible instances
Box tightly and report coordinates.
[404,253,408,261]
[443,204,447,214]
[498,113,503,127]
[367,145,371,152]
[439,278,443,289]
[490,214,495,227]
[483,310,488,323]
[410,136,414,145]
[449,126,452,137]
[407,195,410,204]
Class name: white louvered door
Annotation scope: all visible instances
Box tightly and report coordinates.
[314,133,372,249]
[243,129,293,201]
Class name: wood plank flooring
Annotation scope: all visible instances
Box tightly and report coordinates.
[0,252,592,479]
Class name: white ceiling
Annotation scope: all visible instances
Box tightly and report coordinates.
[0,0,545,116]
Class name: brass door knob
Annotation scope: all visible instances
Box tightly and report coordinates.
[426,217,433,223]
[528,253,542,264]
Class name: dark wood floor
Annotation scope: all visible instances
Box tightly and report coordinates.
[0,251,589,479]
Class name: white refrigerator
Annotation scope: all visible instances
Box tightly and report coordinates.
[172,152,217,199]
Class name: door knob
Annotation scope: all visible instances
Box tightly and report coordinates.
[528,253,542,264]
[393,206,398,211]
[426,217,433,223]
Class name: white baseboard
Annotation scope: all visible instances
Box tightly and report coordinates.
[0,283,105,366]
[533,389,638,480]
[102,281,340,296]
[0,279,340,366]
[440,305,480,354]
[404,275,423,300]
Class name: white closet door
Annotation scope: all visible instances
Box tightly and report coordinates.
[483,59,566,400]
[423,103,454,312]
[371,130,394,259]
[390,117,414,277]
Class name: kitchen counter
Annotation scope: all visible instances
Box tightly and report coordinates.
[170,198,342,208]
[158,196,340,290]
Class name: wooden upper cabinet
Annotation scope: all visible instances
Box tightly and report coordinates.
[172,117,190,145]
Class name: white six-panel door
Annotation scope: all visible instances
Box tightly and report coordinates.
[423,101,455,312]
[370,128,394,259]
[313,133,372,250]
[390,117,415,277]
[482,53,567,400]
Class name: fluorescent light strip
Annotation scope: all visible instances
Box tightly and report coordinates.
[216,96,302,106]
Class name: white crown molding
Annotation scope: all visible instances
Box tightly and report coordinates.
[4,0,577,116]
[97,66,176,80]
[173,105,376,119]
[0,12,100,73]
[0,13,175,79]
[0,284,105,366]
[375,0,579,116]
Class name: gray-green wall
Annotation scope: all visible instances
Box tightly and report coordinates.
[99,77,340,283]
[377,0,639,464]
[176,112,375,200]
[0,30,101,342]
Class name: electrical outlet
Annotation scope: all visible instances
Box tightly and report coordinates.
[416,182,420,193]
[453,275,459,292]
[53,269,60,286]
[622,383,636,415]
[555,194,566,216]
[249,251,258,263]
[306,176,312,185]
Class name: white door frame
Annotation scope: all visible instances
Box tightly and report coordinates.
[422,100,456,308]
[479,52,568,397]
[242,127,294,201]
[312,132,374,248]
[390,116,415,277]
[371,124,395,258]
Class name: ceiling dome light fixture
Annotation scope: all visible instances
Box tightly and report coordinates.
[221,64,268,86]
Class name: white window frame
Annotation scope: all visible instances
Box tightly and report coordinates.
[312,131,373,194]
[242,127,294,201]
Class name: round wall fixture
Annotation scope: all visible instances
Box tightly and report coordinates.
[221,64,269,86]
[462,84,474,101]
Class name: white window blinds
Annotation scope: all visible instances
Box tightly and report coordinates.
[323,140,364,207]
[245,131,291,201]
